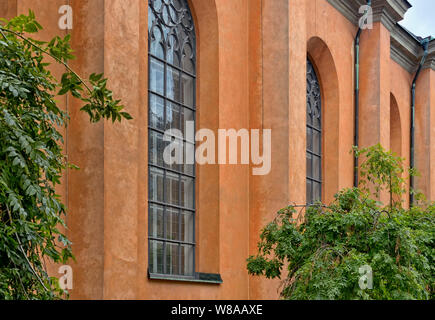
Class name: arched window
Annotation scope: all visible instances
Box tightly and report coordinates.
[306,58,322,204]
[148,0,196,277]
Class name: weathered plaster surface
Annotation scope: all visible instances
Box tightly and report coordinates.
[1,0,433,300]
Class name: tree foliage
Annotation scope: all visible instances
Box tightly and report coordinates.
[247,144,434,300]
[0,12,131,299]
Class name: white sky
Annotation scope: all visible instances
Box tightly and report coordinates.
[399,0,435,38]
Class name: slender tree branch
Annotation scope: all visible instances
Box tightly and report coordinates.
[0,28,7,40]
[5,205,50,293]
[0,26,92,93]
[12,260,30,299]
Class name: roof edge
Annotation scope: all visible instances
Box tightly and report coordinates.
[326,0,435,72]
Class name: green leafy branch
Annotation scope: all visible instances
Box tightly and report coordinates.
[0,11,131,299]
[248,145,434,300]
[0,10,132,123]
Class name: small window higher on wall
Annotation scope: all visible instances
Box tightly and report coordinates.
[306,58,322,204]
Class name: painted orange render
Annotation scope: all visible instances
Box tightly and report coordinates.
[1,0,434,299]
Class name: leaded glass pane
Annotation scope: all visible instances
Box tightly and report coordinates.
[149,167,164,203]
[306,180,312,205]
[181,73,194,107]
[165,101,181,131]
[182,142,195,176]
[166,242,180,274]
[149,204,164,239]
[313,155,321,178]
[181,107,194,136]
[180,244,194,276]
[149,130,165,167]
[313,182,321,202]
[181,211,194,243]
[165,208,179,240]
[149,240,164,274]
[165,172,180,206]
[149,94,165,130]
[149,58,164,95]
[181,176,194,209]
[313,129,321,155]
[166,66,181,102]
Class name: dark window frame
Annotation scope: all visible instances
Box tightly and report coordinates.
[148,0,197,278]
[306,58,322,204]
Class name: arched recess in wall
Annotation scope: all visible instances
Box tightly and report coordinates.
[147,0,220,277]
[390,93,404,204]
[146,0,220,275]
[187,0,220,274]
[390,93,402,158]
[307,37,340,204]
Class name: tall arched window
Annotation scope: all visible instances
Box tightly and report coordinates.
[306,58,322,204]
[148,0,196,277]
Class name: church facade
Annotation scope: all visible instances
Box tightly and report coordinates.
[1,0,434,299]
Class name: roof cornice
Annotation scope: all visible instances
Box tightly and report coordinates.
[424,41,435,70]
[390,24,421,72]
[371,0,410,31]
[326,0,435,72]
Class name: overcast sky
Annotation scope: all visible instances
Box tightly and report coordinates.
[399,0,435,38]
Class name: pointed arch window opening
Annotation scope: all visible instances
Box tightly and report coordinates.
[306,58,322,204]
[148,0,197,277]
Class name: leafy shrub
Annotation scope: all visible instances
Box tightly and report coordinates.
[0,12,130,299]
[247,145,434,300]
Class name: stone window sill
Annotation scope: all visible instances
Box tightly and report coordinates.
[148,272,223,284]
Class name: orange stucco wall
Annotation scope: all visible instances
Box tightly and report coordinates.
[1,0,434,300]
